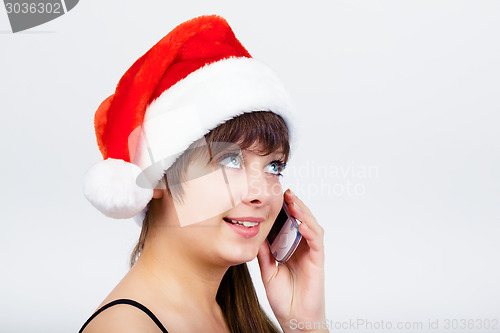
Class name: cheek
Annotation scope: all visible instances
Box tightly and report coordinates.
[271,192,284,218]
[269,178,284,199]
[167,168,238,227]
[265,181,284,230]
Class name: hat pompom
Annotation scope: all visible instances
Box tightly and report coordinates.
[83,158,154,219]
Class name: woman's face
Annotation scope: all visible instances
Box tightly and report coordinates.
[157,141,286,265]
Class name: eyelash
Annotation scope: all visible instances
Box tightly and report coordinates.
[217,152,286,177]
[269,159,286,177]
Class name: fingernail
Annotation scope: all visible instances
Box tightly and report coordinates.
[293,201,302,211]
[288,189,295,197]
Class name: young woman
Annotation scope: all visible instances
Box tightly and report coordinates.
[81,15,327,333]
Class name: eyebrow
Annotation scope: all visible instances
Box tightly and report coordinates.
[270,151,286,159]
[243,147,284,155]
[243,149,287,163]
[204,145,241,168]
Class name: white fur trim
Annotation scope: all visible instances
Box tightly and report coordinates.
[83,158,153,219]
[130,57,297,190]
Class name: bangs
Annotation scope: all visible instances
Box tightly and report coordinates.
[205,111,290,161]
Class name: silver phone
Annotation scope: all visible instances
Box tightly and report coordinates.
[266,201,302,263]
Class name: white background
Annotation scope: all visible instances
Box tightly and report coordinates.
[1,1,499,332]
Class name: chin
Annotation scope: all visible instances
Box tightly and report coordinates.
[222,245,259,265]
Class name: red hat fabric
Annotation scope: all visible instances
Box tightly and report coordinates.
[83,15,296,220]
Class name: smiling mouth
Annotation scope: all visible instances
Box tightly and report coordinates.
[223,218,260,228]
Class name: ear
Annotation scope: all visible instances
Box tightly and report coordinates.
[152,189,164,199]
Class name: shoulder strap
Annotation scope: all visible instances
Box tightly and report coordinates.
[79,299,168,333]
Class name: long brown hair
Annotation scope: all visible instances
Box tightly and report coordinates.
[130,111,289,333]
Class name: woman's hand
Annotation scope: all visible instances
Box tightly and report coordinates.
[257,189,328,333]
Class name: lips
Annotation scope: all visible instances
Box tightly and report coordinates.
[224,218,257,227]
[224,216,264,223]
[223,217,264,228]
[223,216,263,238]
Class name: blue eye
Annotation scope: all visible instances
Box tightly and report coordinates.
[265,161,286,177]
[219,153,242,169]
[217,153,286,177]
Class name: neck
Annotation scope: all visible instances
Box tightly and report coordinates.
[130,225,230,316]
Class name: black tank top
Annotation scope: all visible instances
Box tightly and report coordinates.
[79,299,169,333]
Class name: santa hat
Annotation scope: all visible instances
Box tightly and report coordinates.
[83,15,296,220]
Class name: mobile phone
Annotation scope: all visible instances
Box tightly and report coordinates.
[266,201,302,263]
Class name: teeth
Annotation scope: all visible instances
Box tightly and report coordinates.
[226,219,259,228]
[241,221,259,227]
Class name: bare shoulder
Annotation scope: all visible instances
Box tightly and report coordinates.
[81,301,165,333]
